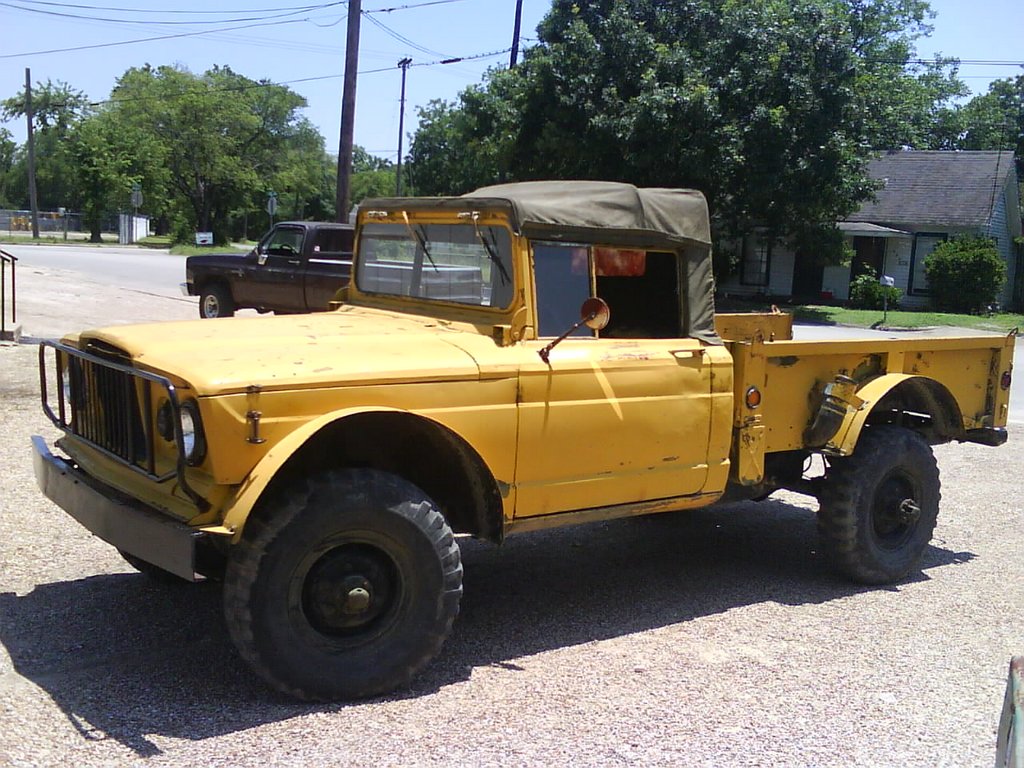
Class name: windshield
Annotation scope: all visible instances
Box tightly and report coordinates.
[356,222,514,309]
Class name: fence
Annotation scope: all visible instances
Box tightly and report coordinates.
[0,209,119,236]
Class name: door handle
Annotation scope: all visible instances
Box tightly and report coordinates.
[671,348,706,359]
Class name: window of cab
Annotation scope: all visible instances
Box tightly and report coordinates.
[532,242,683,339]
[355,221,515,309]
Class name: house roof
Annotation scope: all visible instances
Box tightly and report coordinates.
[846,150,1018,228]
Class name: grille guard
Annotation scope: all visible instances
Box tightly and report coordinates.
[38,339,209,512]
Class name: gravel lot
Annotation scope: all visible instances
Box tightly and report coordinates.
[1,261,1022,767]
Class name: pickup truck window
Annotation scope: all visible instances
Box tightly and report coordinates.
[356,222,514,308]
[261,226,304,257]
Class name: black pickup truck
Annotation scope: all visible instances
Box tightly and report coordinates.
[183,221,354,318]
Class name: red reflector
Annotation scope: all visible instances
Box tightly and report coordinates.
[1001,371,1012,390]
[745,386,762,409]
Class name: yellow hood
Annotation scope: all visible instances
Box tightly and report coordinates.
[80,307,484,395]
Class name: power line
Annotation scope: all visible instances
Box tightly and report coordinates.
[0,0,344,25]
[0,17,316,57]
[10,0,343,12]
[361,11,450,58]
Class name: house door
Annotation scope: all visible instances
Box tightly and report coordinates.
[791,251,825,299]
[851,237,886,277]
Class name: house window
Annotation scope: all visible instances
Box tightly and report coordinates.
[908,232,947,295]
[740,236,771,287]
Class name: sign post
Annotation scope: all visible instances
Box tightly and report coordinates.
[266,191,278,226]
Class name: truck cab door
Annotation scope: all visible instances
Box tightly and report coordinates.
[237,224,306,312]
[303,227,353,311]
[513,244,717,519]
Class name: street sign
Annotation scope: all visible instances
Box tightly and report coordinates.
[266,190,278,217]
[130,184,143,210]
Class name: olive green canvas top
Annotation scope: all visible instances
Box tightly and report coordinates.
[361,180,719,342]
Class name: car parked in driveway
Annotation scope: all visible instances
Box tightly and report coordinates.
[183,221,354,318]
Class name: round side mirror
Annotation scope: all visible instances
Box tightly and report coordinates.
[581,297,611,331]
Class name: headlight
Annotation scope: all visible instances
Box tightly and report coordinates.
[179,399,206,466]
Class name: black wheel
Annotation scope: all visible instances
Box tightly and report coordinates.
[118,549,188,584]
[818,426,940,584]
[199,284,235,318]
[223,468,463,701]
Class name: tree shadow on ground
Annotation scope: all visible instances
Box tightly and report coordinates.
[0,496,974,756]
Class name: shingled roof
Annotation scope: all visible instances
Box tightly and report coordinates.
[846,150,1017,228]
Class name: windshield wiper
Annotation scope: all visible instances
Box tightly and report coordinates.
[473,217,511,285]
[400,212,438,272]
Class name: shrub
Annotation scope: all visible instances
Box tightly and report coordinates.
[848,273,901,310]
[925,236,1006,313]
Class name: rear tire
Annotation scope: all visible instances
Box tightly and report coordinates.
[817,426,940,584]
[223,468,463,701]
[199,284,235,318]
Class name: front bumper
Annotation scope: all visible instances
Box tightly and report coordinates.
[32,435,204,581]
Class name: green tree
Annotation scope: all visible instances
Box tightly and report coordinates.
[408,0,965,257]
[1,80,91,211]
[102,64,321,243]
[0,127,15,207]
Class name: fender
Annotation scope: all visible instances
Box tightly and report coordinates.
[827,373,963,456]
[218,406,406,539]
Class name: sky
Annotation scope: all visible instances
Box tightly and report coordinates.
[1,0,1022,164]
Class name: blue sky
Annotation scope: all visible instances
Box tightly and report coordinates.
[1,0,1021,163]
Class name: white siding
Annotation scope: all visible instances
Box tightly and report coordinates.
[822,264,851,300]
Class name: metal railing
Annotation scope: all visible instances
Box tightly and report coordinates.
[1,248,16,339]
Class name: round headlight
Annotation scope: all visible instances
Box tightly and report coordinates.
[179,400,206,465]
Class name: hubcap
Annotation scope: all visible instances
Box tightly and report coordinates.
[871,471,919,549]
[203,295,219,317]
[302,543,398,636]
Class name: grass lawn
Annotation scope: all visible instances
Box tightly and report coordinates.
[717,296,1022,333]
[769,303,1022,333]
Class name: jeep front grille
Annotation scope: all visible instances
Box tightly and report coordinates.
[38,340,208,510]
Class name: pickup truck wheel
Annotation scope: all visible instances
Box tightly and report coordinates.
[817,426,940,585]
[199,284,235,318]
[223,468,463,701]
[118,549,187,584]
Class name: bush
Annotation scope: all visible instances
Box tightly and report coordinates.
[848,273,901,310]
[925,236,1006,313]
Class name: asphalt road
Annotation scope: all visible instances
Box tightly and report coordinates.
[1,251,1022,766]
[4,243,188,295]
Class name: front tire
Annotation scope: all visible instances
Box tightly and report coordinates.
[817,426,940,584]
[223,469,463,701]
[199,284,235,318]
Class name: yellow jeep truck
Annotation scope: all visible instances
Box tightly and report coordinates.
[33,181,1015,701]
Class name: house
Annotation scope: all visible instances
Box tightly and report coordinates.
[718,150,1023,310]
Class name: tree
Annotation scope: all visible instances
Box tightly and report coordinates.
[101,64,321,243]
[955,76,1023,167]
[0,127,14,207]
[1,80,92,211]
[408,0,965,259]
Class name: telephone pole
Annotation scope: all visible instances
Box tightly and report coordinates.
[335,0,362,222]
[24,69,39,239]
[509,0,524,67]
[395,57,412,195]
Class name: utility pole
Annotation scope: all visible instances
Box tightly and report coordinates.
[24,68,40,239]
[396,57,412,195]
[509,0,524,67]
[335,0,362,222]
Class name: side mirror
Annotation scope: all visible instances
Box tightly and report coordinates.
[538,297,610,364]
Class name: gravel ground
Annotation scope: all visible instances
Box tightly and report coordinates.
[1,263,1022,767]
